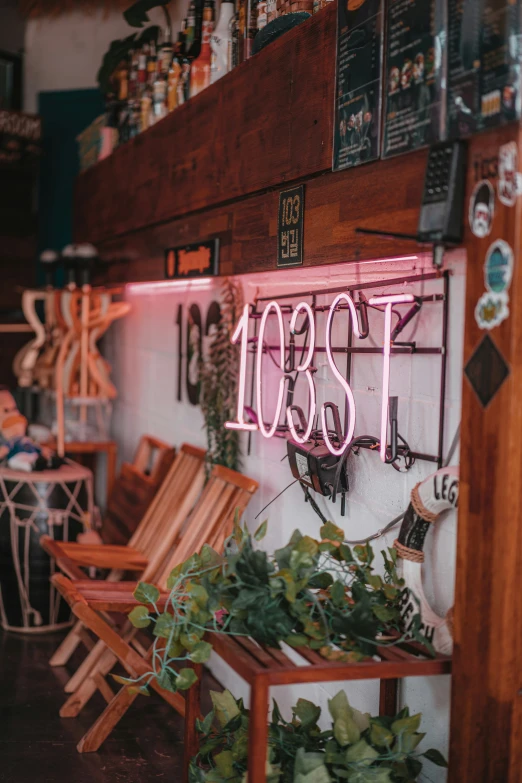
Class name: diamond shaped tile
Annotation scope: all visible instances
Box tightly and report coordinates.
[464,334,510,408]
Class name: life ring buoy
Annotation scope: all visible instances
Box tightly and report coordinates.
[395,465,459,655]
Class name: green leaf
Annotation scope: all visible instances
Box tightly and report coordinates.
[214,749,235,776]
[284,633,310,648]
[422,748,448,767]
[372,604,396,623]
[167,638,184,658]
[330,580,346,607]
[112,674,133,686]
[295,536,319,557]
[128,605,151,628]
[308,572,334,589]
[370,721,394,747]
[188,582,209,609]
[401,731,425,753]
[153,611,176,638]
[345,739,378,766]
[367,574,383,590]
[294,748,331,782]
[210,689,241,728]
[200,544,222,568]
[293,698,321,728]
[339,544,354,562]
[189,641,213,663]
[391,713,422,736]
[176,667,199,691]
[127,684,150,697]
[181,630,204,650]
[320,522,344,543]
[254,519,268,541]
[133,582,160,605]
[333,715,360,747]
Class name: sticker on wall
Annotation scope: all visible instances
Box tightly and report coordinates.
[475,291,509,331]
[498,142,522,207]
[484,239,514,294]
[469,180,495,238]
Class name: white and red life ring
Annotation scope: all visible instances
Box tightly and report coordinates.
[395,465,458,655]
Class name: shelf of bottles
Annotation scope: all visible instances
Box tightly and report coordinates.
[107,0,333,146]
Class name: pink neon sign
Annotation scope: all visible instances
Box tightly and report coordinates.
[369,294,414,461]
[286,302,316,444]
[226,291,416,457]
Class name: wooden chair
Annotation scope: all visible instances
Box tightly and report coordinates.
[51,465,258,759]
[42,443,205,676]
[102,434,176,545]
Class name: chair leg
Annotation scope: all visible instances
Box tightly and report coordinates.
[183,664,202,783]
[77,685,140,753]
[248,677,269,783]
[60,647,117,718]
[64,638,107,693]
[379,679,398,717]
[49,620,84,667]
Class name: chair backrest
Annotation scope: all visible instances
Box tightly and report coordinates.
[130,444,207,572]
[156,464,259,588]
[103,435,177,546]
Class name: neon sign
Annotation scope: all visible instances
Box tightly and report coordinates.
[225,291,416,462]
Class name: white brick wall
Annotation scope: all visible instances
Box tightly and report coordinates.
[105,250,465,779]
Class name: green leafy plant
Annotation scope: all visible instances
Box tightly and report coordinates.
[119,519,431,696]
[188,688,447,782]
[198,277,244,472]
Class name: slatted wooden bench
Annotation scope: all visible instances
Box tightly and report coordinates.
[185,633,452,783]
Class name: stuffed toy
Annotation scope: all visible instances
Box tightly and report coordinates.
[0,388,62,472]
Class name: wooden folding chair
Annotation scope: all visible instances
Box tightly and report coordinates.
[102,434,176,545]
[52,465,258,759]
[42,444,206,676]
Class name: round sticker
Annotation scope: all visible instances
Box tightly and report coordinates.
[475,292,509,331]
[469,180,495,238]
[484,239,514,294]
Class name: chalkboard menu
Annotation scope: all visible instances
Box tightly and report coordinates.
[447,0,521,138]
[333,0,384,172]
[383,0,445,157]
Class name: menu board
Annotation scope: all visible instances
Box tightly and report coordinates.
[447,0,521,138]
[333,0,384,172]
[383,0,445,157]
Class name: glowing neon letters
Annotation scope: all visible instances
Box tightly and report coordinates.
[368,294,414,461]
[287,303,316,444]
[226,292,414,460]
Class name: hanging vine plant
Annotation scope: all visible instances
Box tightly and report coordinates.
[198,277,244,472]
[116,520,433,697]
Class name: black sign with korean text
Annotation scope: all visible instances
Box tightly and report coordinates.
[333,0,384,172]
[164,239,219,279]
[277,185,304,268]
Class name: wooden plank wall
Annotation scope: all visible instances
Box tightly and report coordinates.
[74,2,428,281]
[449,124,522,783]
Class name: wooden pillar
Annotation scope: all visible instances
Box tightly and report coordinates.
[449,123,522,782]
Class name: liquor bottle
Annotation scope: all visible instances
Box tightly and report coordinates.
[168,34,182,111]
[229,10,239,69]
[118,58,129,101]
[137,44,148,87]
[147,41,158,85]
[211,0,235,83]
[246,0,257,58]
[185,0,204,60]
[153,75,168,120]
[256,0,267,30]
[190,0,214,97]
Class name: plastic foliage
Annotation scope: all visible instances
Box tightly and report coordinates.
[188,688,448,782]
[119,518,434,696]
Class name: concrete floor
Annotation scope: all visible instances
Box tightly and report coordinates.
[0,628,212,782]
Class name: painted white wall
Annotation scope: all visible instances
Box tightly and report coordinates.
[24,1,187,113]
[104,251,465,780]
